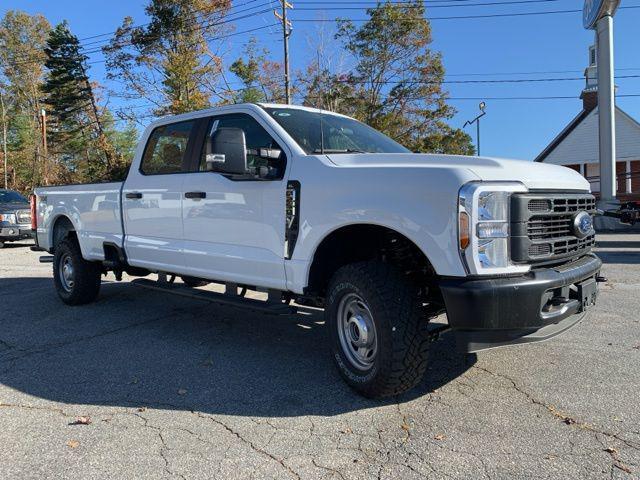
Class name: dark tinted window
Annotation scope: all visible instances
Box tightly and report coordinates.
[199,113,283,174]
[265,107,410,155]
[141,121,195,175]
[0,190,27,203]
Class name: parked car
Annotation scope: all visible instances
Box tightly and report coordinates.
[32,103,602,398]
[0,189,34,248]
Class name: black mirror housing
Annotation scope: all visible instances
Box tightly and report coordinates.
[210,128,248,175]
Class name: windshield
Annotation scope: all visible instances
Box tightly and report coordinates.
[0,190,27,203]
[264,107,410,155]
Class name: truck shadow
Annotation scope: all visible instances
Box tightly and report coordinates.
[0,277,475,417]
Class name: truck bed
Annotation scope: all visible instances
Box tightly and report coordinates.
[35,182,124,260]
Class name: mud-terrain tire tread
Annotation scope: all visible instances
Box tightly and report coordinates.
[53,238,101,305]
[326,261,431,398]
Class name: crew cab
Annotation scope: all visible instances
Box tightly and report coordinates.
[33,103,602,398]
[0,189,34,248]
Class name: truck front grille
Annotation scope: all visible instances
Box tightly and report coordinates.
[511,193,596,264]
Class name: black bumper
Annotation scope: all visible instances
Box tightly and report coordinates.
[0,226,34,241]
[439,254,602,353]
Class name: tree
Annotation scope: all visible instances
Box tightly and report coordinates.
[227,38,285,104]
[104,0,231,116]
[0,11,51,190]
[301,1,474,155]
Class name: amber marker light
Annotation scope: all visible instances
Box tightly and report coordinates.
[459,211,470,250]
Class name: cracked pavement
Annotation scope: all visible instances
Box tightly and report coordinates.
[0,233,638,479]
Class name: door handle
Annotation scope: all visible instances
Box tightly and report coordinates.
[126,192,143,199]
[185,191,207,199]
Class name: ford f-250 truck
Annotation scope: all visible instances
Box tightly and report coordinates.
[33,103,602,398]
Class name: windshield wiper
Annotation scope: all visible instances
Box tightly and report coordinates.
[312,148,366,154]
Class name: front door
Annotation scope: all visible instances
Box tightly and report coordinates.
[123,120,196,272]
[181,112,288,290]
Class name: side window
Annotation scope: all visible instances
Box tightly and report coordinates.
[140,121,195,175]
[199,113,285,177]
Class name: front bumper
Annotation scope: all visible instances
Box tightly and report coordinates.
[0,225,34,241]
[439,254,602,353]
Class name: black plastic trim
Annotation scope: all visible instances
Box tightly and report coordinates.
[439,254,602,352]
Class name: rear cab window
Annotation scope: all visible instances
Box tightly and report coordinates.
[140,120,196,175]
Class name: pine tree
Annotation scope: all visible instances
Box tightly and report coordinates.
[43,21,114,181]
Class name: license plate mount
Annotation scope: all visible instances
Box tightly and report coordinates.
[577,278,597,312]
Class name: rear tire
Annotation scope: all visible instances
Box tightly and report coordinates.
[326,261,431,398]
[0,241,4,249]
[53,238,102,305]
[181,276,210,288]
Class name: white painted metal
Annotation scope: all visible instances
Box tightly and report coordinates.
[122,170,185,273]
[35,183,123,260]
[35,104,591,294]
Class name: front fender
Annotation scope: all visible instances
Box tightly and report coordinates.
[284,159,479,293]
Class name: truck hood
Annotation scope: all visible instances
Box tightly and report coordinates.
[326,153,591,192]
[0,201,30,214]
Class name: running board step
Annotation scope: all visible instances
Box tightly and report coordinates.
[131,278,296,315]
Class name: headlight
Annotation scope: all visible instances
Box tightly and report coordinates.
[0,213,16,224]
[458,182,530,275]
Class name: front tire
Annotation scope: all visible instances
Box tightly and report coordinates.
[326,261,431,398]
[53,238,102,305]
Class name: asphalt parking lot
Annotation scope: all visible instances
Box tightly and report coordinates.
[0,234,639,480]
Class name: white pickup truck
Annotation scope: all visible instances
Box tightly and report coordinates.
[33,103,602,398]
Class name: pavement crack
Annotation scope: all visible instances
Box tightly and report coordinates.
[195,412,301,480]
[311,459,347,480]
[472,364,639,473]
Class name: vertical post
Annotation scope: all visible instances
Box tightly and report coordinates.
[596,15,616,202]
[476,118,481,156]
[0,91,8,189]
[41,108,48,185]
[281,0,292,104]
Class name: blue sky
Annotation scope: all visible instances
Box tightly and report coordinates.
[2,0,640,160]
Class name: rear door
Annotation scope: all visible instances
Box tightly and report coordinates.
[123,120,197,272]
[180,112,289,289]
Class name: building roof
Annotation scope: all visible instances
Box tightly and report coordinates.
[535,104,640,165]
[534,108,592,162]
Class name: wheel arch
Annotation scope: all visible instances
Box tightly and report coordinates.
[305,223,438,298]
[50,215,77,251]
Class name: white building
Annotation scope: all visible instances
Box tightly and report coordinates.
[535,45,640,201]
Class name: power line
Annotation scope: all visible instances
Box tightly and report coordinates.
[77,0,269,45]
[339,74,640,85]
[294,0,572,10]
[3,0,275,65]
[290,5,640,21]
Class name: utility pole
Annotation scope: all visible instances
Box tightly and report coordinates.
[41,108,48,185]
[275,1,293,104]
[583,0,621,228]
[0,90,8,189]
[463,102,486,156]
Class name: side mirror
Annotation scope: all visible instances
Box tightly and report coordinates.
[210,127,247,175]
